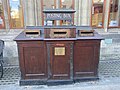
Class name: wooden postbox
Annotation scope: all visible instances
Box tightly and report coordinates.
[14,9,103,85]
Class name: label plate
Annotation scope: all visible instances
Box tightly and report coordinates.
[54,47,65,55]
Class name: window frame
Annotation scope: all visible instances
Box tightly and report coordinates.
[8,0,24,29]
[91,0,106,28]
[0,0,5,29]
[60,0,74,25]
[60,0,74,9]
[42,0,74,26]
[108,0,120,28]
[41,0,56,25]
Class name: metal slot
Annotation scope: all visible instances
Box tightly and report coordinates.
[24,30,40,38]
[81,32,93,34]
[54,32,67,35]
[79,30,94,37]
[26,32,39,35]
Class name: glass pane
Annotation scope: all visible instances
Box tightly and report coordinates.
[109,0,120,27]
[9,0,24,28]
[0,0,5,29]
[60,0,73,9]
[43,0,74,26]
[92,0,104,27]
[60,0,73,25]
[43,0,55,25]
[43,0,55,9]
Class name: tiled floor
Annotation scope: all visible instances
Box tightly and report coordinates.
[99,60,120,78]
[0,66,20,85]
[0,60,120,85]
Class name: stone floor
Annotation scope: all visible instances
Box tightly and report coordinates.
[0,60,120,86]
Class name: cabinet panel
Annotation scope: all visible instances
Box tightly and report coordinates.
[48,42,72,80]
[74,40,100,78]
[18,41,47,79]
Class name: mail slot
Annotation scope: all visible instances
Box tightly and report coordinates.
[44,28,76,38]
[78,30,94,37]
[50,29,70,38]
[24,30,40,38]
[54,32,67,34]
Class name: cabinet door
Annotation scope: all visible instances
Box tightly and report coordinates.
[74,40,100,79]
[18,41,47,79]
[48,43,72,80]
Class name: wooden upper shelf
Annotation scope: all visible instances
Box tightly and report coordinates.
[43,9,76,13]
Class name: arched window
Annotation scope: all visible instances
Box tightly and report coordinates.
[8,0,24,28]
[42,0,74,26]
[43,0,56,9]
[60,0,74,9]
[92,0,105,27]
[60,0,74,25]
[108,0,120,27]
[42,0,56,25]
[0,0,5,29]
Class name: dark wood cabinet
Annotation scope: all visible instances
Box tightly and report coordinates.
[14,10,103,85]
[74,40,100,79]
[15,27,103,85]
[17,41,47,79]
